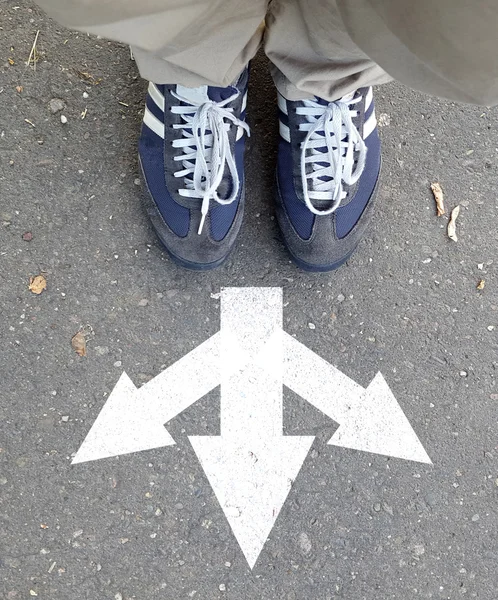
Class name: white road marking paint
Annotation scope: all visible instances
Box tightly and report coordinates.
[72,332,249,464]
[279,333,431,464]
[189,288,314,569]
[72,287,431,568]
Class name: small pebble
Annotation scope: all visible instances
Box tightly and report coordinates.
[337,294,345,302]
[471,514,480,522]
[298,532,312,555]
[219,584,226,592]
[308,322,316,330]
[48,98,65,113]
[115,594,123,600]
[61,416,69,422]
[487,325,495,331]
[412,544,425,556]
[83,92,89,99]
[94,346,109,356]
[225,561,231,567]
[134,178,141,186]
[373,503,381,512]
[114,361,122,367]
[138,299,149,307]
[60,114,68,124]
[459,370,468,377]
[378,113,391,127]
[22,231,33,241]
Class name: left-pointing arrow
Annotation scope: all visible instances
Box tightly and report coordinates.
[189,288,314,569]
[72,332,248,464]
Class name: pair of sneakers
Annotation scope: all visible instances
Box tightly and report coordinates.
[138,67,381,272]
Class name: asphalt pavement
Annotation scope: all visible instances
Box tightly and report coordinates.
[1,2,497,599]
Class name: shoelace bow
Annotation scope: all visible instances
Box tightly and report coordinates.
[170,90,250,234]
[299,94,367,216]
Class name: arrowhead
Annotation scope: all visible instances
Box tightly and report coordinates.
[189,435,314,568]
[72,372,175,464]
[328,372,432,464]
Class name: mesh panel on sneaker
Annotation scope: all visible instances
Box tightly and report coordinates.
[139,125,190,238]
[335,128,381,239]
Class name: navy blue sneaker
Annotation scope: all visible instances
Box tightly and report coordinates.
[138,69,249,270]
[275,87,381,272]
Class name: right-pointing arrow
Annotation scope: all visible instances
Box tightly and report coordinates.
[280,333,432,464]
[329,372,432,464]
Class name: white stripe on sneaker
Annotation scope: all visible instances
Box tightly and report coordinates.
[365,87,373,111]
[148,82,165,112]
[280,121,291,143]
[241,92,248,113]
[278,93,288,116]
[143,106,164,138]
[363,109,377,139]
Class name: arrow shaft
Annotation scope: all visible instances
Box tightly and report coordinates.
[281,332,364,422]
[220,287,284,438]
[139,333,222,423]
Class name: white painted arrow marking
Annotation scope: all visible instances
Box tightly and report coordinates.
[276,333,432,464]
[72,286,432,568]
[72,332,248,464]
[189,288,314,569]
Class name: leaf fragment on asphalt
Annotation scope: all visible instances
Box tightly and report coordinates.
[477,280,486,290]
[71,331,87,357]
[431,182,445,216]
[447,205,460,242]
[29,274,47,295]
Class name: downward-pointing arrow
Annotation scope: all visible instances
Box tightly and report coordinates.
[72,332,248,464]
[189,288,314,569]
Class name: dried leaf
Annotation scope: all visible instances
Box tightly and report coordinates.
[447,205,460,242]
[431,182,445,216]
[71,331,87,357]
[29,274,47,295]
[16,85,23,93]
[477,280,486,290]
[75,70,102,85]
[40,523,48,529]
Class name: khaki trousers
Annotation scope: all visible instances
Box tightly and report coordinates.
[35,0,498,105]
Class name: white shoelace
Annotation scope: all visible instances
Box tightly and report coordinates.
[299,94,367,216]
[170,90,250,234]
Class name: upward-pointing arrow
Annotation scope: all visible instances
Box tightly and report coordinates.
[189,288,314,569]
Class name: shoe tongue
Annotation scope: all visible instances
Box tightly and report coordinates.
[313,91,355,106]
[207,85,236,103]
[176,84,235,105]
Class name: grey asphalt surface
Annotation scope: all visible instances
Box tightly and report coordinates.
[1,3,498,599]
